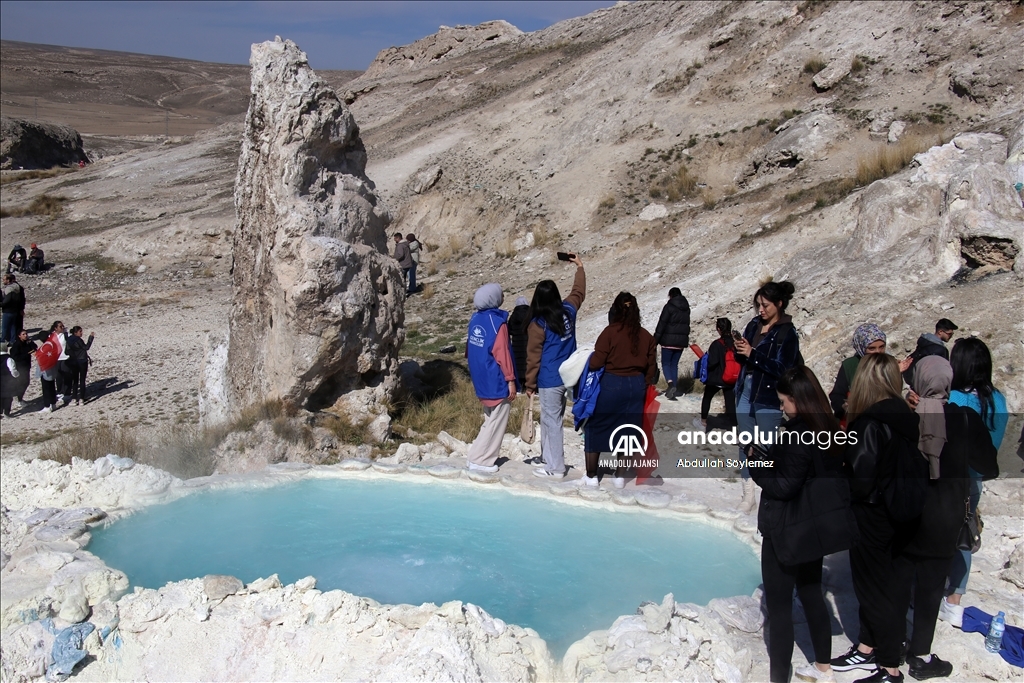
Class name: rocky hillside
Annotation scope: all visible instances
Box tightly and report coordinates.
[0,1,1021,456]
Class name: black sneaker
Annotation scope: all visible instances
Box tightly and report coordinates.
[907,655,952,681]
[831,645,877,672]
[854,669,904,683]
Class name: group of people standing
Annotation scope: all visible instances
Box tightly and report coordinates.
[0,318,96,418]
[392,232,421,296]
[461,264,1009,683]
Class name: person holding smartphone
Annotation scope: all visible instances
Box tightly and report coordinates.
[732,280,801,513]
[525,253,585,478]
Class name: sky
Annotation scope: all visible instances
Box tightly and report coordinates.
[0,1,615,70]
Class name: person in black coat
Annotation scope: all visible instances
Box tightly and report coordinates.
[653,287,690,400]
[832,353,921,683]
[9,329,36,408]
[750,366,847,683]
[892,357,995,680]
[65,326,94,404]
[507,297,531,389]
[898,318,956,385]
[698,317,737,428]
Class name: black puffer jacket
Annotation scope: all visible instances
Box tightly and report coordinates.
[845,398,920,504]
[654,295,690,348]
[904,404,992,558]
[507,304,530,386]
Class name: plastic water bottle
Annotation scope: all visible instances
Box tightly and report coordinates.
[985,611,1005,653]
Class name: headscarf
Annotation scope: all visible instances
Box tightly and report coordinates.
[473,283,503,311]
[852,323,886,357]
[515,296,528,307]
[913,356,952,479]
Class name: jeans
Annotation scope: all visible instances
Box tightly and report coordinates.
[539,385,567,473]
[1,312,16,344]
[735,375,782,478]
[661,347,682,385]
[947,468,983,595]
[407,263,417,293]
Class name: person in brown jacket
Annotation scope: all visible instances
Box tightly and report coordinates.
[524,255,585,478]
[583,291,657,488]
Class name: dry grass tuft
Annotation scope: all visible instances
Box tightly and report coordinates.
[393,367,483,443]
[650,165,699,202]
[143,424,218,478]
[72,295,100,311]
[494,236,516,259]
[322,410,370,445]
[421,283,436,300]
[803,57,827,75]
[39,422,141,464]
[531,223,551,247]
[0,193,67,218]
[598,195,616,209]
[0,168,75,185]
[701,189,717,209]
[855,136,932,186]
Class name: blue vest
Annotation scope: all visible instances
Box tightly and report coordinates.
[467,308,510,400]
[536,302,578,388]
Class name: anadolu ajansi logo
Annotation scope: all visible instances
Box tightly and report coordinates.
[609,424,648,458]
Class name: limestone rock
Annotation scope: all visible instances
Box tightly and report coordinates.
[638,203,668,220]
[203,575,243,600]
[812,59,851,91]
[887,120,907,144]
[58,591,90,623]
[226,38,403,416]
[411,165,442,194]
[707,596,763,633]
[365,21,523,78]
[741,112,843,181]
[1000,542,1024,589]
[0,116,89,170]
[436,430,468,454]
[641,593,675,633]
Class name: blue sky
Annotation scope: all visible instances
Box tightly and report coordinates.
[0,1,615,70]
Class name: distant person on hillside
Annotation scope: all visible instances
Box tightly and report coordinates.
[900,319,957,383]
[465,283,517,473]
[508,296,530,390]
[10,329,37,410]
[830,323,887,420]
[65,326,94,405]
[392,233,413,294]
[1,274,26,345]
[406,233,421,294]
[696,318,739,430]
[26,243,44,274]
[6,245,26,275]
[653,287,690,400]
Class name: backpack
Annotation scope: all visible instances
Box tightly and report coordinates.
[878,426,930,522]
[720,340,741,385]
[694,353,710,384]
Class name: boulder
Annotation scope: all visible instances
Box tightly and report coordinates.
[741,112,843,182]
[707,596,763,633]
[812,59,851,91]
[227,39,403,416]
[365,21,523,78]
[411,165,442,194]
[0,116,88,170]
[202,575,243,600]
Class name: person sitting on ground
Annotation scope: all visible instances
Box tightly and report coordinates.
[894,356,996,681]
[465,283,517,473]
[10,329,36,410]
[26,244,44,274]
[65,326,94,405]
[696,317,739,430]
[583,292,657,489]
[899,318,957,383]
[653,287,690,400]
[830,323,887,420]
[6,245,26,274]
[392,233,413,293]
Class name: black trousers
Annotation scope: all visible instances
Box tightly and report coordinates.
[894,553,951,657]
[762,534,832,683]
[41,377,56,407]
[68,360,88,401]
[700,384,736,421]
[850,503,912,668]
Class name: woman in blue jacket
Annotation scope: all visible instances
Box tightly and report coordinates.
[733,280,801,512]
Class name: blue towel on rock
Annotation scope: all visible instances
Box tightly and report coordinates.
[962,606,1024,668]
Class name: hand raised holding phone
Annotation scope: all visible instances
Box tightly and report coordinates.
[557,252,583,267]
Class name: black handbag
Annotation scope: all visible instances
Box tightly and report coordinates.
[772,447,860,566]
[956,498,982,553]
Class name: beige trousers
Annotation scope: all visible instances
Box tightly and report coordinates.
[467,399,512,466]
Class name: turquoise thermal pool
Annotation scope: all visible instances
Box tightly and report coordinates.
[88,478,760,656]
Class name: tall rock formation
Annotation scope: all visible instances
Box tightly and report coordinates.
[225,38,403,416]
[0,116,89,169]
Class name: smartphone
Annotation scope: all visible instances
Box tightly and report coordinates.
[556,252,575,261]
[732,331,743,341]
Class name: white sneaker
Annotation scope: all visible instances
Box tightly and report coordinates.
[579,475,599,487]
[612,477,626,489]
[13,398,23,408]
[692,417,706,430]
[794,664,836,682]
[938,597,964,628]
[56,393,64,401]
[467,462,499,474]
[532,468,565,479]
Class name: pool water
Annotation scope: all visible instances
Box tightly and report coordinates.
[89,478,759,656]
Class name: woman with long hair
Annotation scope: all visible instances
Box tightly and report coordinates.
[697,317,738,429]
[831,353,920,683]
[750,366,846,683]
[65,325,94,405]
[733,280,802,513]
[582,291,657,488]
[939,337,1006,627]
[524,255,585,478]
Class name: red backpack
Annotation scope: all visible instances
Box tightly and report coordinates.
[721,340,741,386]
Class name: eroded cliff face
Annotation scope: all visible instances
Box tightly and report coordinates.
[226,38,403,415]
